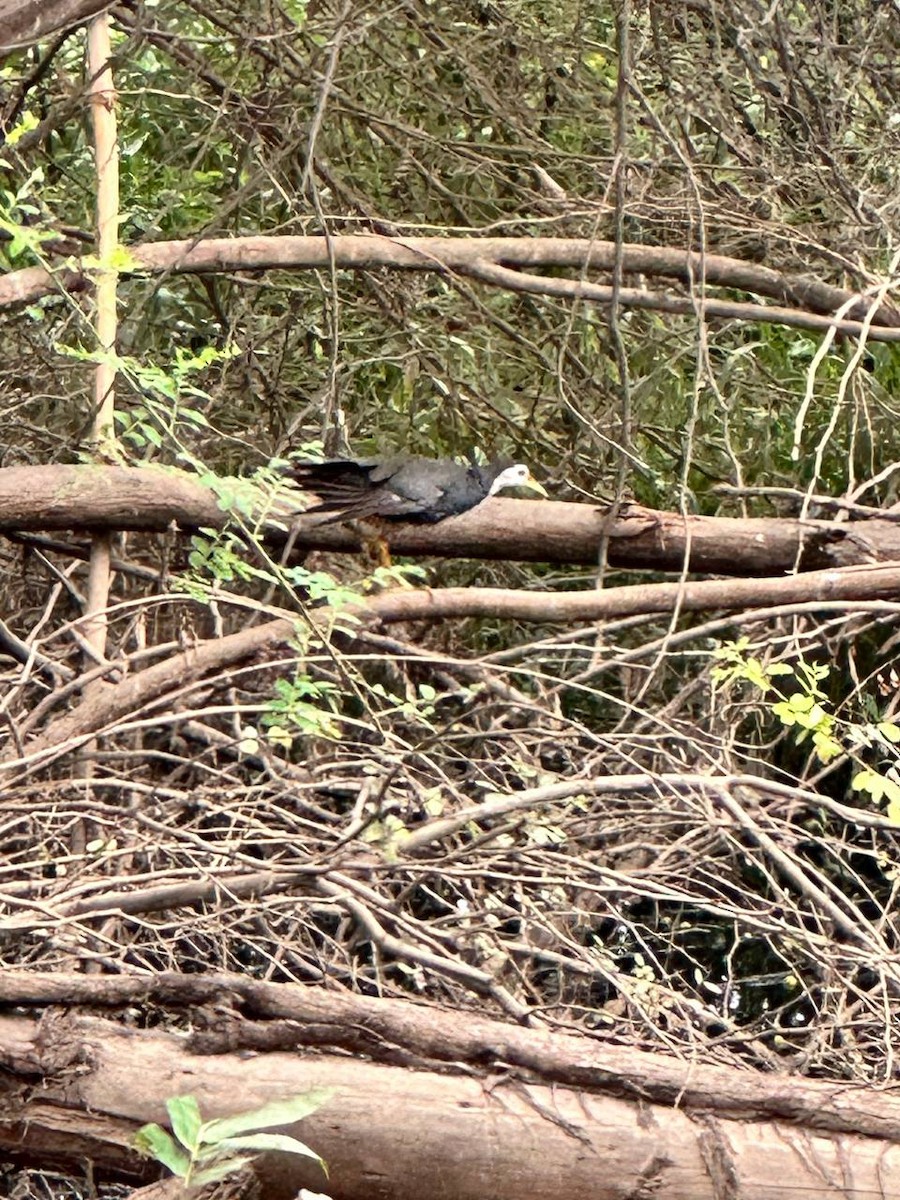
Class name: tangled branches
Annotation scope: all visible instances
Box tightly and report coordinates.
[1,570,899,1085]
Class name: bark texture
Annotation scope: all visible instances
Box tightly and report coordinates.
[0,464,899,573]
[0,0,112,51]
[1,998,900,1200]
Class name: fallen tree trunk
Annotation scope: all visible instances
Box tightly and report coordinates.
[1,975,900,1199]
[0,464,899,573]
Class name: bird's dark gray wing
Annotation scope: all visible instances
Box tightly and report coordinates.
[366,455,413,485]
[287,457,427,520]
[287,454,498,522]
[386,460,453,509]
[288,459,373,495]
[421,463,492,517]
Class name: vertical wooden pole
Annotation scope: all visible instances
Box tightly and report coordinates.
[74,14,119,867]
[83,13,118,674]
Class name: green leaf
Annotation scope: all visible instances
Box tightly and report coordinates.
[805,702,826,727]
[265,724,294,751]
[167,1094,203,1151]
[108,244,144,272]
[582,50,611,78]
[812,730,841,763]
[180,406,211,427]
[719,637,749,657]
[888,798,900,826]
[851,770,900,808]
[5,110,39,146]
[214,1133,326,1164]
[771,701,797,726]
[133,1124,191,1177]
[878,721,900,744]
[741,657,769,690]
[852,769,880,798]
[200,1090,332,1143]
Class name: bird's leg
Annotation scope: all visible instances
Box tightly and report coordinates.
[352,519,392,570]
[371,535,392,570]
[355,520,423,591]
[361,533,392,570]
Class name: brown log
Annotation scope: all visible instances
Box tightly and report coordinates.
[0,465,223,533]
[1,1005,900,1200]
[2,969,900,1142]
[0,464,900,573]
[132,235,900,327]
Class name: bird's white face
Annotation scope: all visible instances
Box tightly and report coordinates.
[488,464,546,496]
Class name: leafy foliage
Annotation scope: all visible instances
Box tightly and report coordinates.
[713,640,900,821]
[134,1092,331,1189]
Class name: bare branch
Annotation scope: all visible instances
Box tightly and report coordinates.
[10,561,900,775]
[0,970,899,1142]
[2,234,897,336]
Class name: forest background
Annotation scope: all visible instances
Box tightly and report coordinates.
[1,1,900,1197]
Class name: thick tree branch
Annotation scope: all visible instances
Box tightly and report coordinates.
[0,1001,899,1199]
[2,234,898,336]
[1,970,899,1142]
[361,565,900,622]
[5,468,900,778]
[1,465,900,573]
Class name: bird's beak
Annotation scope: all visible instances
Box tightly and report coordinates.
[521,477,548,498]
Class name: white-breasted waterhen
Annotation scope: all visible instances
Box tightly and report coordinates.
[286,453,546,563]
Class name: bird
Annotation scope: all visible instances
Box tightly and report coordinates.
[284,453,546,568]
[286,453,545,525]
